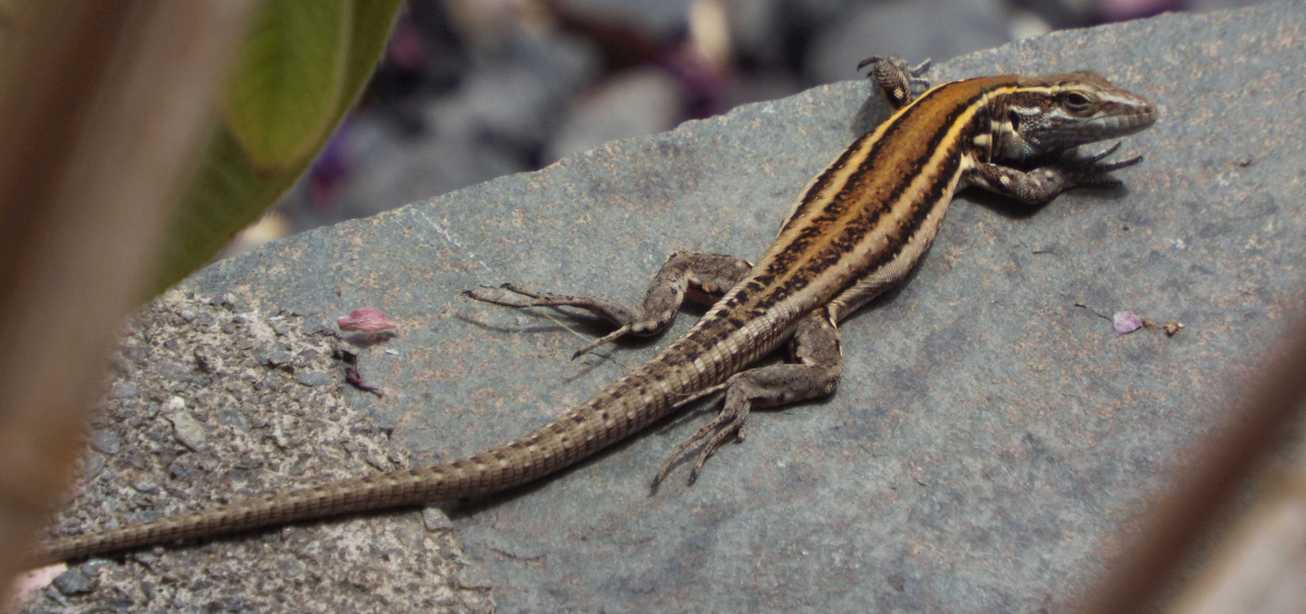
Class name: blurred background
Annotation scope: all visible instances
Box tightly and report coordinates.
[235,0,1259,250]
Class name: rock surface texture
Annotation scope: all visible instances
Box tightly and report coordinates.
[28,4,1306,612]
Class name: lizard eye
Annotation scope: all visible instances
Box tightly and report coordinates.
[1061,92,1093,113]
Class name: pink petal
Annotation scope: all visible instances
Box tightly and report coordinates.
[1113,311,1143,335]
[337,308,397,334]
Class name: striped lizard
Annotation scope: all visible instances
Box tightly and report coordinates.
[32,57,1157,565]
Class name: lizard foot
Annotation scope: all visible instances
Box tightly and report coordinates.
[652,389,750,487]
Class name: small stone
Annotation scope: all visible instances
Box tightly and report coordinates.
[296,371,333,387]
[169,412,208,451]
[81,451,107,481]
[168,457,197,481]
[218,406,250,429]
[125,451,150,470]
[163,396,186,412]
[193,349,216,373]
[270,319,291,336]
[423,508,454,531]
[109,382,139,400]
[305,317,336,336]
[130,550,158,566]
[89,430,121,455]
[261,349,294,368]
[52,567,95,595]
[132,480,160,494]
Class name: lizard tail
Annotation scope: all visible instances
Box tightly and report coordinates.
[31,416,612,567]
[31,334,718,567]
[29,377,671,566]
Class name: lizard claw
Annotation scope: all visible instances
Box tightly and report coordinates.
[570,325,630,360]
[1048,145,1143,190]
[463,285,531,307]
[1082,140,1122,163]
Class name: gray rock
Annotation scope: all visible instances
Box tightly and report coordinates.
[545,68,683,163]
[30,294,487,613]
[804,0,1010,84]
[333,115,527,222]
[557,0,696,40]
[37,4,1306,613]
[428,33,598,149]
[723,0,786,65]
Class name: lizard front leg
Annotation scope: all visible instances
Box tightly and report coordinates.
[858,55,932,108]
[653,309,843,486]
[966,142,1143,205]
[464,251,752,359]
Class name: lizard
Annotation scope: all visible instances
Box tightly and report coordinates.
[29,57,1158,566]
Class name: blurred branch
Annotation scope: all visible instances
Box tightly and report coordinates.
[0,0,252,596]
[1169,474,1306,613]
[1079,315,1306,613]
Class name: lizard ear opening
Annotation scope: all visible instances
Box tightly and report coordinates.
[1007,109,1021,132]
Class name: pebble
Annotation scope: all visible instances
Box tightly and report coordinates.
[89,430,121,455]
[296,371,333,387]
[109,382,139,400]
[423,508,454,531]
[261,349,293,368]
[169,412,208,451]
[52,567,95,596]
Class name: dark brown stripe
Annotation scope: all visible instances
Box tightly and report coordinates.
[775,81,963,236]
[753,87,993,309]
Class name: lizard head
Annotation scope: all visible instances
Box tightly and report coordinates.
[994,71,1158,160]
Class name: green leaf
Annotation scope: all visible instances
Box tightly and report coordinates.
[224,1,351,170]
[339,0,403,117]
[151,0,403,292]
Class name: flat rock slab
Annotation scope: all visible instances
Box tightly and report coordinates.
[37,3,1306,612]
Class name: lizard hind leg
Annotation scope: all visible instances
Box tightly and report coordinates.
[652,310,843,487]
[464,251,752,359]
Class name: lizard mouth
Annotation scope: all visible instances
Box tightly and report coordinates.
[1090,109,1156,138]
[1101,98,1158,135]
